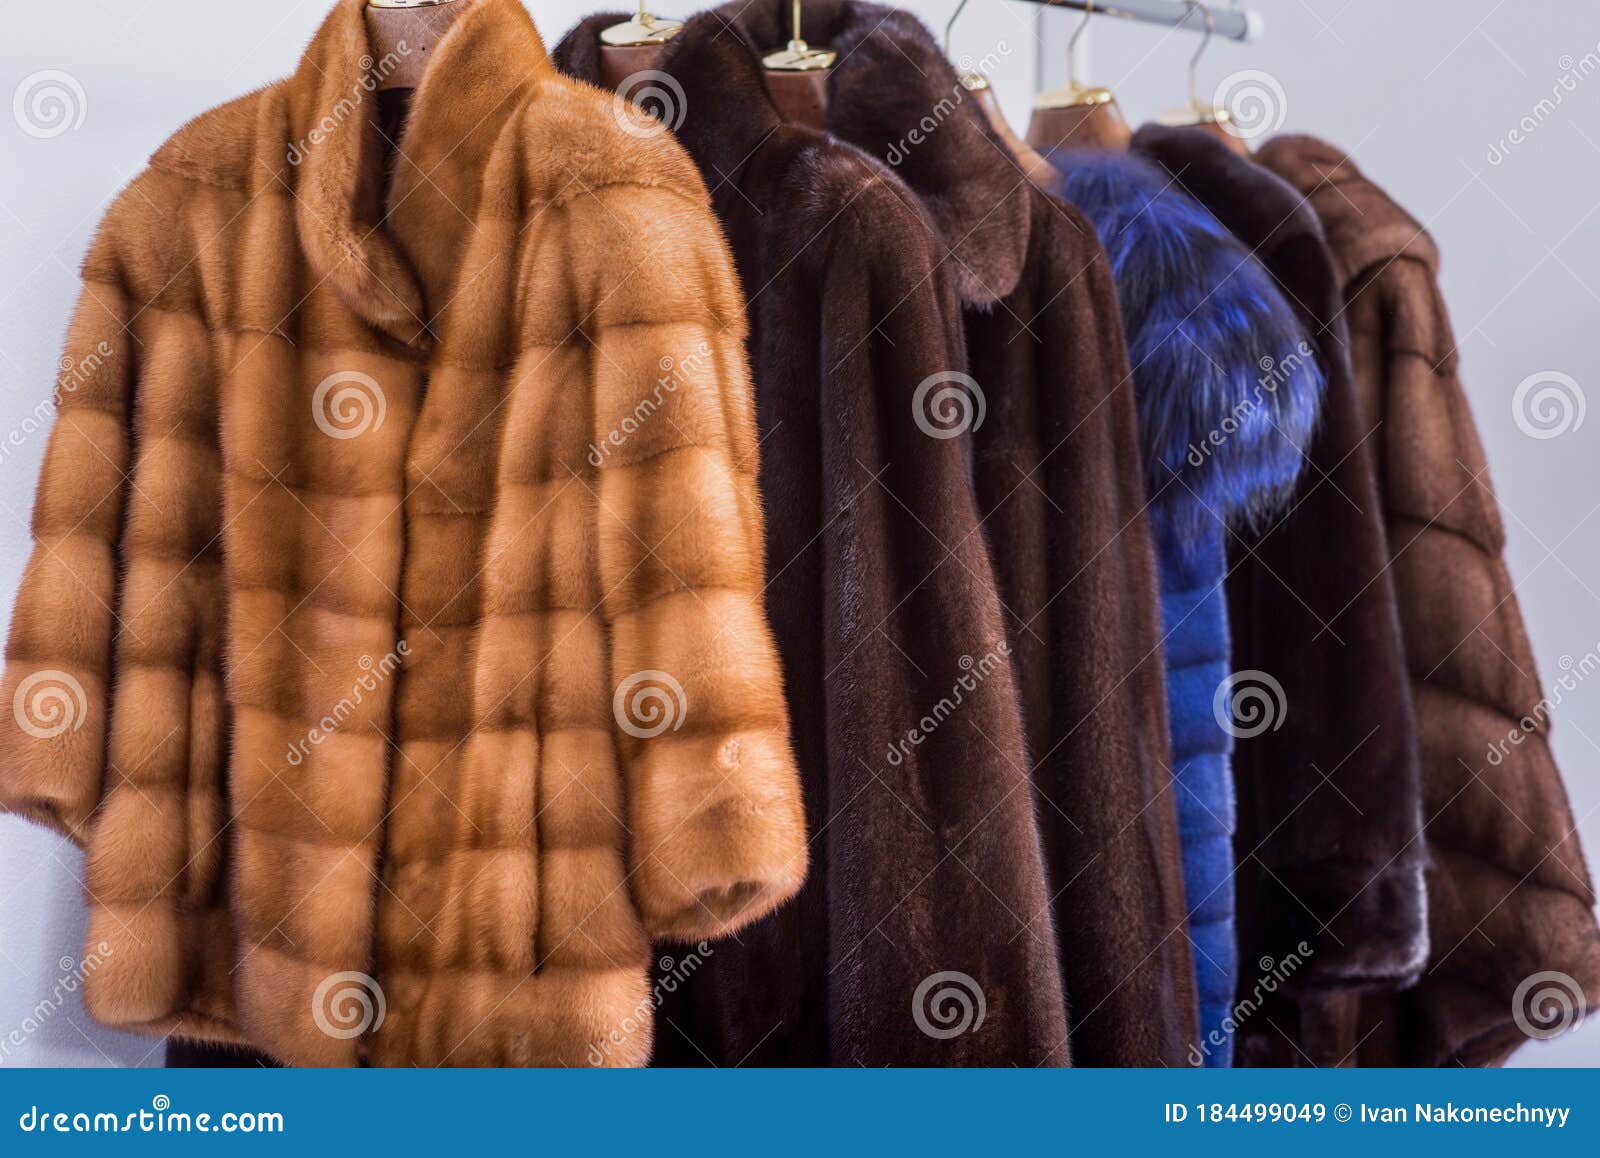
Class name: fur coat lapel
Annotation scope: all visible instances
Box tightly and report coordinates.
[747,0,1200,1065]
[0,0,811,1067]
[558,9,1072,1067]
[1134,125,1429,1065]
[1258,135,1600,1066]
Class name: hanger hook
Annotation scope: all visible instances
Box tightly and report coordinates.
[1067,0,1095,92]
[944,0,969,58]
[1184,1,1214,111]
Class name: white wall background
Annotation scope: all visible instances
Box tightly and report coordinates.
[0,0,1595,1067]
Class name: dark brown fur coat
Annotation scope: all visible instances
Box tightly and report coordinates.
[1134,125,1428,1064]
[0,0,810,1067]
[1258,135,1600,1065]
[785,0,1196,1067]
[558,6,1071,1066]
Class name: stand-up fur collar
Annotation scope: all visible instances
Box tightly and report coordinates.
[556,0,1029,303]
[1049,148,1324,546]
[159,0,553,347]
[1256,135,1440,284]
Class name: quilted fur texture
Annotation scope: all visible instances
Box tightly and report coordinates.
[780,0,1197,1066]
[0,0,808,1067]
[558,5,1072,1066]
[1052,148,1324,1065]
[1134,125,1428,1064]
[1259,136,1600,1066]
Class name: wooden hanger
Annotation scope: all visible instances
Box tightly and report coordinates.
[1155,2,1250,155]
[762,0,835,129]
[945,0,1057,184]
[1026,0,1132,153]
[365,0,465,91]
[598,2,683,91]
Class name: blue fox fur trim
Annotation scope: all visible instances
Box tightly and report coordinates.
[1049,149,1324,549]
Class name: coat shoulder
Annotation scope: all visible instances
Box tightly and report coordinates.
[149,86,277,193]
[515,74,710,209]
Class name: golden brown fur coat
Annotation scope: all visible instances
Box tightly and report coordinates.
[0,0,806,1067]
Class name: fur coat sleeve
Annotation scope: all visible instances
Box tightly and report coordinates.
[1134,126,1428,1062]
[1259,134,1600,1066]
[0,183,205,851]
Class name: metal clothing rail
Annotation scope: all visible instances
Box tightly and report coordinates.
[1024,0,1264,44]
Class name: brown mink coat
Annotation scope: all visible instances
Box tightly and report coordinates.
[558,6,1074,1066]
[1133,125,1428,1065]
[1258,135,1600,1066]
[0,0,810,1067]
[767,0,1197,1067]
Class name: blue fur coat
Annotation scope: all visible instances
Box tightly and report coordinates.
[1051,149,1324,1066]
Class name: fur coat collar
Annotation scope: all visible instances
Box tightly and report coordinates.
[0,0,810,1067]
[1135,124,1428,1064]
[558,7,1072,1067]
[1258,135,1600,1067]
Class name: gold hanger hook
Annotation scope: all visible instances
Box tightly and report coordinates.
[1067,0,1095,93]
[1184,1,1214,112]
